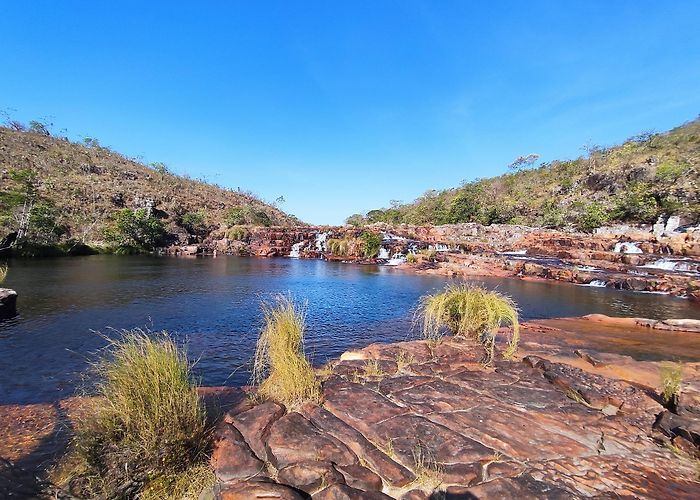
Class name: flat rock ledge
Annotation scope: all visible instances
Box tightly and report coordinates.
[209,338,700,499]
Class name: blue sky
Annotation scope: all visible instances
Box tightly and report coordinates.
[2,1,699,225]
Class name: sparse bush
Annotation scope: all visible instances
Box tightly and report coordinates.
[361,231,382,258]
[179,210,207,236]
[226,226,250,241]
[415,284,519,363]
[252,295,320,407]
[576,202,610,233]
[225,206,273,227]
[103,208,167,250]
[613,183,660,223]
[406,253,418,264]
[660,362,682,408]
[656,161,690,183]
[59,330,211,498]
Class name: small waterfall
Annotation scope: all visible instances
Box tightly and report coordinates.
[289,242,304,258]
[499,250,527,256]
[613,242,642,254]
[641,258,695,272]
[315,232,328,252]
[575,265,600,272]
[385,253,407,266]
[378,247,390,259]
[431,243,450,252]
[580,280,607,287]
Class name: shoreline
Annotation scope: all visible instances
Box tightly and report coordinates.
[3,314,700,497]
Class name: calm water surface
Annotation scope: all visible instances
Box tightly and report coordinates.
[1,255,699,404]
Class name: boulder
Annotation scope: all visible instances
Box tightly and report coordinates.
[0,288,17,319]
[226,401,285,461]
[277,461,345,493]
[216,481,305,500]
[211,423,266,482]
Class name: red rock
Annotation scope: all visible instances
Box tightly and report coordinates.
[217,481,305,499]
[211,423,266,482]
[312,483,393,499]
[302,405,415,487]
[277,461,346,493]
[227,401,286,460]
[266,412,357,469]
[335,464,383,492]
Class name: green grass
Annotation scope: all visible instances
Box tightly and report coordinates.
[415,284,520,363]
[252,295,320,407]
[660,362,683,405]
[58,330,212,499]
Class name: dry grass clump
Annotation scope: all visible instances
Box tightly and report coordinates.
[411,444,444,490]
[0,263,7,284]
[660,362,683,405]
[58,330,212,499]
[364,358,385,377]
[395,350,416,371]
[252,295,320,407]
[415,283,519,363]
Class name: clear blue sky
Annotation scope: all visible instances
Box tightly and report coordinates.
[2,1,699,225]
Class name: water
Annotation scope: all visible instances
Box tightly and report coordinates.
[1,255,699,405]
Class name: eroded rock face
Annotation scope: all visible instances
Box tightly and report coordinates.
[211,334,700,499]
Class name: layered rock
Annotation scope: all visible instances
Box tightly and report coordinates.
[210,327,700,498]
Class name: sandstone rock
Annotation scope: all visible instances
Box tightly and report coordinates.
[266,412,357,469]
[217,481,305,499]
[302,405,415,487]
[277,461,345,493]
[227,401,285,461]
[0,288,17,319]
[211,423,266,482]
[312,483,392,499]
[335,464,383,492]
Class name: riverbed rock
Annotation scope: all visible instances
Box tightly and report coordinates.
[0,288,17,319]
[211,422,266,482]
[226,401,285,461]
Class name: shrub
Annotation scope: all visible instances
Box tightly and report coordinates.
[28,202,66,244]
[656,161,690,183]
[252,295,320,407]
[345,213,365,227]
[224,207,247,226]
[361,231,382,258]
[415,284,520,363]
[103,208,167,250]
[406,253,418,264]
[613,183,660,223]
[576,202,610,233]
[447,186,482,223]
[179,210,207,235]
[327,238,351,256]
[59,330,211,498]
[225,206,273,227]
[226,226,250,241]
[660,362,682,407]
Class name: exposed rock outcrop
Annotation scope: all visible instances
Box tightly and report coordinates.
[0,288,17,319]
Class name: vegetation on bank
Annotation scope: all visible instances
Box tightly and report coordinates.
[0,263,7,284]
[252,295,320,407]
[660,362,683,409]
[347,117,700,231]
[326,231,383,258]
[58,331,213,499]
[0,120,298,256]
[416,284,520,363]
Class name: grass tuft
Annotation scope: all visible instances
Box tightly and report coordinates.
[57,330,211,499]
[415,283,519,364]
[364,358,384,377]
[395,350,416,371]
[0,263,7,284]
[660,362,683,405]
[252,295,320,407]
[411,444,444,490]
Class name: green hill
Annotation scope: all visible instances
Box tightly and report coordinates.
[348,116,700,231]
[0,124,298,255]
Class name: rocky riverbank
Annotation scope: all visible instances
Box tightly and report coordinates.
[3,315,699,498]
[204,315,700,499]
[167,222,700,301]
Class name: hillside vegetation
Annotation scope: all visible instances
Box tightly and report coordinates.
[0,124,298,255]
[348,117,700,231]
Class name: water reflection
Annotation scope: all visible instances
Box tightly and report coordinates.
[1,255,698,404]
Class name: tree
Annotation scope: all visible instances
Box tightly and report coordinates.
[576,203,610,233]
[345,214,365,227]
[508,153,540,171]
[447,185,482,223]
[179,211,207,235]
[104,208,167,250]
[28,120,51,136]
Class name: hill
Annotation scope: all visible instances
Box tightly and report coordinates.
[348,116,700,231]
[0,124,299,255]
